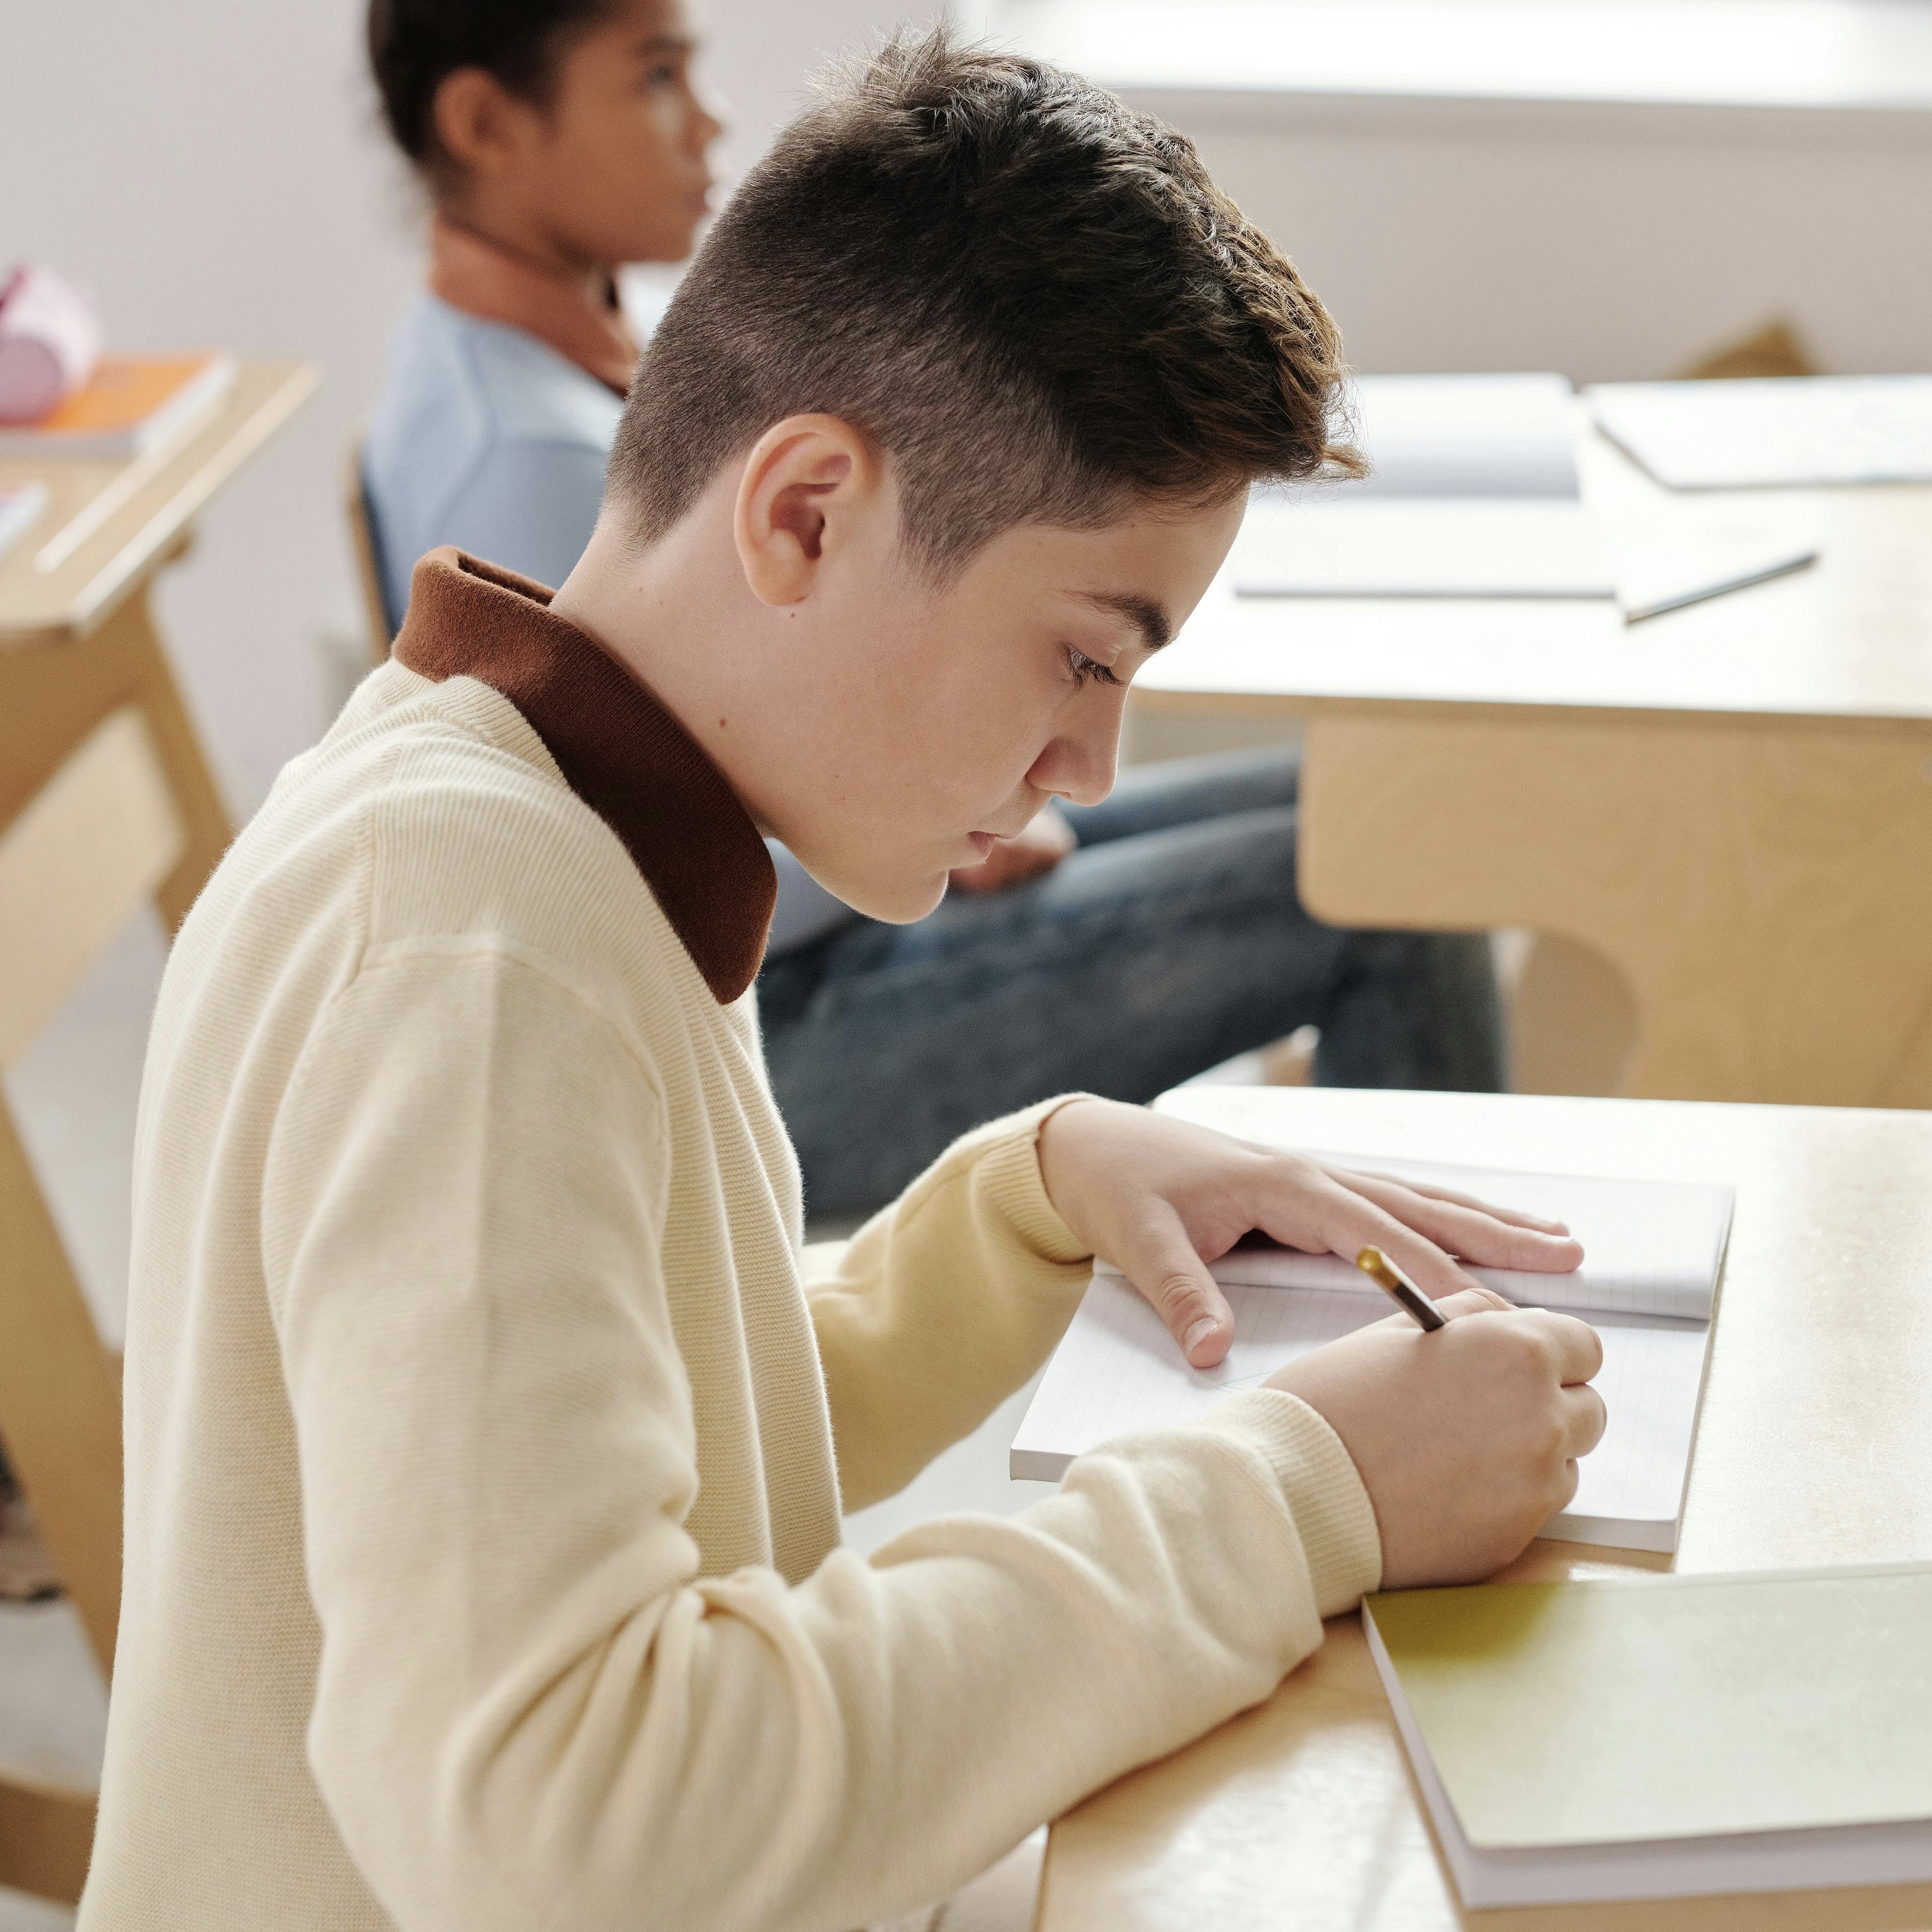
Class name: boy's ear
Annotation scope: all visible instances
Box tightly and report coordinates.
[732,415,881,607]
[431,67,537,180]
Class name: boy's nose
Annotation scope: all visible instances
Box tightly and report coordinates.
[1034,723,1121,810]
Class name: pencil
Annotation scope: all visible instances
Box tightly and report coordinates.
[1356,1245,1447,1332]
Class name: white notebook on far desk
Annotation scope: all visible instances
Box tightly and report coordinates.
[1232,371,1817,616]
[1011,1155,1734,1553]
[1234,372,1613,599]
[1588,374,1932,490]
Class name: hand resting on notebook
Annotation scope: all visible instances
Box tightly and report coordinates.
[1038,1097,1585,1369]
[1039,1098,1606,1585]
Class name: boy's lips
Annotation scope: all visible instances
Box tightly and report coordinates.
[963,831,998,860]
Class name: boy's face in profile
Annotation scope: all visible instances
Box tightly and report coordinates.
[755,484,1248,925]
[518,0,720,264]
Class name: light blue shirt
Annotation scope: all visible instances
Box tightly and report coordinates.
[363,294,855,957]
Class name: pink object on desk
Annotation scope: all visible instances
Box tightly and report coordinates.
[0,263,103,424]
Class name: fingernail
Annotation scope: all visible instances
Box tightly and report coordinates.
[1184,1317,1220,1356]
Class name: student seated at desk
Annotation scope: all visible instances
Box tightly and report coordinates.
[81,36,1606,1932]
[361,0,1506,1216]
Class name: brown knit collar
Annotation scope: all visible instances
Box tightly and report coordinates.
[393,549,776,1003]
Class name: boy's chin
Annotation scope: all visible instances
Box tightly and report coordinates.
[824,864,951,928]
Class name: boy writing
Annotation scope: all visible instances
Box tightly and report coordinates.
[82,33,1602,1932]
[361,0,1507,1220]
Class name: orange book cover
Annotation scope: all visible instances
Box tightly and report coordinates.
[0,353,234,457]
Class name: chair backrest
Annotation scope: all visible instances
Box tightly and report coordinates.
[0,704,182,1676]
[344,438,395,665]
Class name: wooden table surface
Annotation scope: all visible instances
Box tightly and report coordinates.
[0,359,320,643]
[1128,420,1932,1110]
[1138,415,1932,724]
[1039,1084,1932,1932]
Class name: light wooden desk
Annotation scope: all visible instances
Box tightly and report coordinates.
[1039,1083,1932,1932]
[0,361,316,1903]
[0,359,320,917]
[1134,432,1932,1105]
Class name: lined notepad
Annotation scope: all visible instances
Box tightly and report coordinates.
[1011,1155,1733,1552]
[1365,1565,1932,1906]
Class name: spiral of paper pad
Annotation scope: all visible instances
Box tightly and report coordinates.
[0,263,103,424]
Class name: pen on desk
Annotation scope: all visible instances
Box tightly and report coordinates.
[1356,1246,1447,1332]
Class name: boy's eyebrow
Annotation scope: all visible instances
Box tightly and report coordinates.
[1078,590,1172,653]
[637,32,696,55]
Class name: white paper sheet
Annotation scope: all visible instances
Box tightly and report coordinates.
[1343,371,1583,499]
[1588,374,1932,490]
[1013,1276,1709,1549]
[1012,1158,1732,1551]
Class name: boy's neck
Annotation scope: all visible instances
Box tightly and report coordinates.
[551,498,781,835]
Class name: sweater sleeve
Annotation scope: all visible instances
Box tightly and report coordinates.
[263,946,1379,1932]
[808,1096,1098,1510]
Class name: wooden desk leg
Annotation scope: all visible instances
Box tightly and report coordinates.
[0,1100,124,1677]
[1297,709,1932,1107]
[0,1770,97,1906]
[97,585,234,932]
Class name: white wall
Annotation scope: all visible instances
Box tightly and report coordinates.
[0,0,939,818]
[1127,92,1932,383]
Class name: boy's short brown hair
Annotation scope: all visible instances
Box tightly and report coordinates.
[610,29,1359,575]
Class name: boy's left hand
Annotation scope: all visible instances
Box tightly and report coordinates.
[1037,1098,1586,1369]
[950,807,1077,893]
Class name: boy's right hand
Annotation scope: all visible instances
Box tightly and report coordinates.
[1266,1291,1607,1588]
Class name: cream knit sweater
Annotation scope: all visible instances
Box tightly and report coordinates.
[79,556,1380,1932]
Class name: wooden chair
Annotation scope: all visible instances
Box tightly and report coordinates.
[344,440,394,664]
[0,693,207,1903]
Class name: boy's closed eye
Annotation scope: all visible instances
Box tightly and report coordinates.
[1065,646,1122,688]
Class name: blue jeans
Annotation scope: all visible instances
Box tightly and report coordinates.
[759,746,1504,1216]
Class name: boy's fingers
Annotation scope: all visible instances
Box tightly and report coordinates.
[1327,1171,1585,1275]
[1562,1381,1610,1457]
[1434,1286,1516,1317]
[1368,1285,1511,1332]
[1527,1308,1605,1385]
[1337,1171,1573,1237]
[1112,1215,1235,1369]
[1296,1186,1482,1304]
[1250,1180,1478,1307]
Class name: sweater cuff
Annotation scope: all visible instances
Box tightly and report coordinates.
[967,1093,1098,1269]
[1198,1389,1383,1618]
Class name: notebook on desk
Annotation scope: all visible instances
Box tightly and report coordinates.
[0,352,234,460]
[1588,374,1932,489]
[1234,372,1615,598]
[1011,1155,1733,1552]
[1364,1564,1932,1907]
[1233,371,1815,615]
